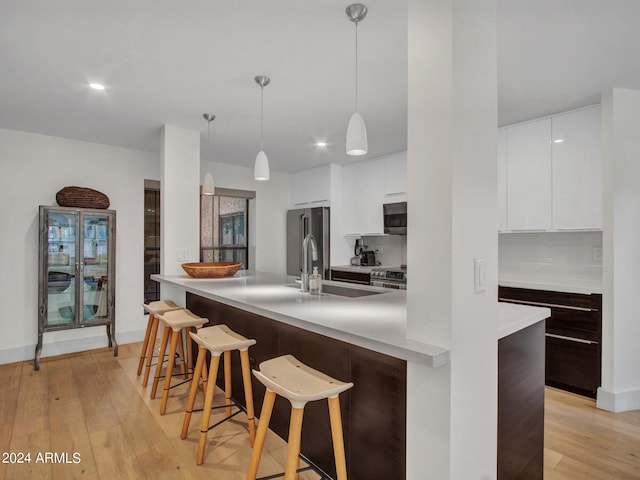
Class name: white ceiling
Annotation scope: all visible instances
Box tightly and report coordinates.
[1,0,639,174]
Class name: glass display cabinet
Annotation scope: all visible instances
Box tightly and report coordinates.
[36,205,117,370]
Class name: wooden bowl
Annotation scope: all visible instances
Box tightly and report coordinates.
[181,262,242,278]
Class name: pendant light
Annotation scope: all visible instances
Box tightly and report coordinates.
[254,75,271,181]
[202,113,216,195]
[345,3,368,156]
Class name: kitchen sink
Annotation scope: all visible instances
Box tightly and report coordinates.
[286,283,387,298]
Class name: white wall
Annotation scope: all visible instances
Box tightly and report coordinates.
[0,128,158,364]
[160,125,201,305]
[407,0,498,478]
[499,231,602,283]
[0,128,292,366]
[599,88,640,412]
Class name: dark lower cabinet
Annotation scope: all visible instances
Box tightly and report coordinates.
[545,335,600,395]
[186,293,407,480]
[330,269,371,285]
[499,286,602,398]
[498,320,545,480]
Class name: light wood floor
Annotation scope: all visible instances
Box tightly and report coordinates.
[1,343,639,479]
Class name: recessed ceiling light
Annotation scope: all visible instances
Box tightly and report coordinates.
[315,142,328,147]
[89,83,106,91]
[552,138,564,143]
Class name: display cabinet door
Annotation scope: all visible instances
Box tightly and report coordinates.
[80,212,112,322]
[44,211,79,326]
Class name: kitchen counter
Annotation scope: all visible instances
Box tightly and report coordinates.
[330,264,385,273]
[152,271,449,367]
[153,271,550,360]
[499,273,602,295]
[497,302,550,339]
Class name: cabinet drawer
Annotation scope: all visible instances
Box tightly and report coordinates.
[545,335,600,398]
[545,308,600,342]
[499,286,601,310]
[331,269,371,285]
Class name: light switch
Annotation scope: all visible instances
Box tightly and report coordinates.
[474,258,486,294]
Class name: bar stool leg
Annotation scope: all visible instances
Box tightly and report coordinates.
[150,324,171,399]
[284,407,305,480]
[197,354,221,465]
[160,329,180,415]
[177,329,187,379]
[328,397,348,480]
[142,314,160,387]
[137,313,155,375]
[224,350,232,417]
[246,390,276,480]
[239,349,256,446]
[181,345,207,439]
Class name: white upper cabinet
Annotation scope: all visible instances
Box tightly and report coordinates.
[342,157,385,235]
[497,128,508,232]
[551,106,602,230]
[498,105,602,232]
[291,164,332,207]
[506,117,552,231]
[383,152,407,201]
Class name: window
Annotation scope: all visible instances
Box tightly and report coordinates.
[200,188,254,269]
[144,181,160,303]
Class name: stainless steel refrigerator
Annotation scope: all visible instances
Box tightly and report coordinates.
[286,207,330,279]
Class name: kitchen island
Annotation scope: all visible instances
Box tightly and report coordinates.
[152,271,549,480]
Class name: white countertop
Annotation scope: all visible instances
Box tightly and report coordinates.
[153,271,450,367]
[330,265,382,273]
[152,271,550,366]
[497,302,550,339]
[499,274,602,295]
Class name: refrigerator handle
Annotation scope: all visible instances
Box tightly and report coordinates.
[299,214,308,272]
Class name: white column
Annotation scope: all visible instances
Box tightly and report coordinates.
[598,88,640,412]
[160,125,200,305]
[407,0,498,478]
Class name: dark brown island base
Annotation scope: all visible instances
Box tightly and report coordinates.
[187,292,407,480]
[498,320,545,480]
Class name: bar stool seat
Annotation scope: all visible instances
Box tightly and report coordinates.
[181,324,257,465]
[139,300,184,387]
[151,308,208,415]
[247,355,353,480]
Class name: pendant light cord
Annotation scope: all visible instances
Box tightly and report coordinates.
[355,22,359,113]
[207,119,211,158]
[260,86,264,151]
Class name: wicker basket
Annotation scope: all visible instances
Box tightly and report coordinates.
[56,186,110,209]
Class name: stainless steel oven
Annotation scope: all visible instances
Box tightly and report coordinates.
[370,267,407,290]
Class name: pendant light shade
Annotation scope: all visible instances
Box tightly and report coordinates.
[345,3,368,156]
[202,113,216,195]
[254,150,270,181]
[254,75,271,181]
[346,112,368,156]
[202,171,215,195]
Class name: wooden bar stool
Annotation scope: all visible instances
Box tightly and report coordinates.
[139,300,184,387]
[151,309,207,415]
[181,324,257,465]
[247,355,353,480]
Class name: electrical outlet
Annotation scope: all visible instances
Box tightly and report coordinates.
[175,248,188,262]
[375,245,384,254]
[593,246,602,262]
[474,258,486,294]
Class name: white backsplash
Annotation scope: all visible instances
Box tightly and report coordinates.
[361,235,406,266]
[499,231,602,283]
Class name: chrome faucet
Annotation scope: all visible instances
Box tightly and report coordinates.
[300,233,318,292]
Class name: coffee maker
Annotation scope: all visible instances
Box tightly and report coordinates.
[351,239,376,266]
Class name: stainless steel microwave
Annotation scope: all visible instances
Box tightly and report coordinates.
[383,202,407,235]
